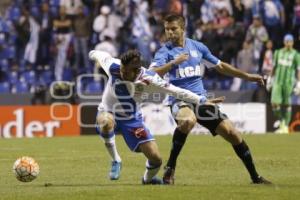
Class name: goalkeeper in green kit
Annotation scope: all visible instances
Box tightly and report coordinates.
[267,34,300,134]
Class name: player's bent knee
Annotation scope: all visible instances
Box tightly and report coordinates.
[97,113,115,134]
[100,123,114,134]
[177,117,197,133]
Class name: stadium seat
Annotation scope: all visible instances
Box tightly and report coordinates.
[9,7,21,21]
[0,59,9,72]
[0,18,10,33]
[40,70,54,85]
[0,82,10,93]
[20,70,36,85]
[30,6,40,18]
[62,67,74,81]
[50,6,59,17]
[7,46,16,59]
[85,81,104,94]
[203,79,215,90]
[221,79,233,90]
[14,82,29,93]
[49,0,60,7]
[8,71,19,84]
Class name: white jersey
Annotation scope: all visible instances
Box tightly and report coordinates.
[89,50,206,118]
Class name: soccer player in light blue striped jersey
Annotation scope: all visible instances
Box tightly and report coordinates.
[150,14,271,185]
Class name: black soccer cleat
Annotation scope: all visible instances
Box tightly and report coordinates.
[252,176,272,185]
[163,166,175,185]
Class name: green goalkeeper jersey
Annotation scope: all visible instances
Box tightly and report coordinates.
[273,48,300,86]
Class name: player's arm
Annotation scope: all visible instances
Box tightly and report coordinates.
[150,47,189,77]
[162,82,225,105]
[215,62,264,85]
[88,50,115,75]
[199,43,264,85]
[143,73,224,105]
[151,54,189,77]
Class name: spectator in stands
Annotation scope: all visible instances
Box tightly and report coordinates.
[53,6,72,81]
[293,0,300,43]
[259,0,285,48]
[212,0,232,15]
[245,14,268,66]
[37,2,53,69]
[241,0,255,26]
[168,0,183,15]
[214,8,232,35]
[60,0,83,20]
[23,13,40,68]
[131,0,153,64]
[201,21,221,57]
[114,0,131,20]
[220,17,245,63]
[14,7,30,62]
[231,0,245,24]
[259,40,274,77]
[201,0,216,24]
[93,5,122,43]
[231,41,256,91]
[95,30,118,58]
[73,6,91,71]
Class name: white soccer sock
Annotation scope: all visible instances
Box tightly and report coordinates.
[143,160,161,182]
[103,135,121,163]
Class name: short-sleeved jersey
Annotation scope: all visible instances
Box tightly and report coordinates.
[273,48,300,86]
[89,50,205,119]
[150,38,221,97]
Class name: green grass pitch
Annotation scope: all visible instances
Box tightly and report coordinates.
[1,134,300,200]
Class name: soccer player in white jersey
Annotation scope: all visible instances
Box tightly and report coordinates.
[89,49,224,184]
[150,14,271,184]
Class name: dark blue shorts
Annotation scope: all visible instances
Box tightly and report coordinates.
[96,112,155,152]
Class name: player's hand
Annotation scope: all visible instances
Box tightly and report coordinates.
[246,74,264,86]
[205,96,226,105]
[172,53,189,65]
[294,81,300,95]
[266,76,273,91]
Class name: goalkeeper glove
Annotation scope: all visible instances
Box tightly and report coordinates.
[266,76,273,92]
[294,81,300,95]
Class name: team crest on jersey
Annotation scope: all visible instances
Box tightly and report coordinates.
[190,50,198,58]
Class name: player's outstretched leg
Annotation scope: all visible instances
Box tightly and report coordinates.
[163,107,196,185]
[139,141,163,185]
[96,112,122,180]
[215,120,272,184]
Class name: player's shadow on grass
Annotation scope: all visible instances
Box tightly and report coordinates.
[41,183,142,187]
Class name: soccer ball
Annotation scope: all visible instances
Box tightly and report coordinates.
[13,156,39,182]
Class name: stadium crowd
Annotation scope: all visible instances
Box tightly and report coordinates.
[0,0,298,94]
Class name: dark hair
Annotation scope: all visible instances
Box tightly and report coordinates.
[120,49,141,67]
[164,13,185,28]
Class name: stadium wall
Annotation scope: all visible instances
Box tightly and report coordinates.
[1,103,300,138]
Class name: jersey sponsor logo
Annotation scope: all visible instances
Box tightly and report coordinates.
[190,50,198,58]
[278,58,293,67]
[176,64,205,78]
